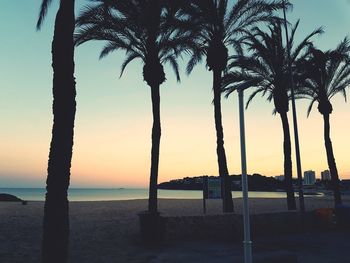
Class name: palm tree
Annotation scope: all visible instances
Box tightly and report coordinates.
[180,0,285,213]
[37,0,76,262]
[296,38,350,206]
[221,20,322,210]
[75,0,192,214]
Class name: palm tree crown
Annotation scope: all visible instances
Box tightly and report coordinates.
[222,20,323,111]
[75,0,192,85]
[183,0,286,74]
[296,38,350,116]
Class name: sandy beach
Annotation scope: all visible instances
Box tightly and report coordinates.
[1,197,349,263]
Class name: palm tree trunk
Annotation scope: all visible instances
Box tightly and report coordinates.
[148,83,161,214]
[279,111,296,210]
[42,1,76,262]
[323,113,342,206]
[213,69,234,213]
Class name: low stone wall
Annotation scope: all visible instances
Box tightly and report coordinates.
[164,214,243,241]
[163,212,316,242]
[250,212,315,237]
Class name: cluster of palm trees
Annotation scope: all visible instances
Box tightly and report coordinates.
[37,0,349,262]
[222,19,324,210]
[221,21,350,209]
[72,0,288,215]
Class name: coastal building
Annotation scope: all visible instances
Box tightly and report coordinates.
[321,170,331,181]
[304,170,316,185]
[195,177,204,184]
[183,177,191,184]
[274,175,285,181]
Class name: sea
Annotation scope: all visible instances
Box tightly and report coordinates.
[0,188,295,201]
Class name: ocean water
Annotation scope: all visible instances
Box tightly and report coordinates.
[0,188,292,201]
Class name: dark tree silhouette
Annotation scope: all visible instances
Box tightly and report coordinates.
[296,38,350,206]
[179,0,285,213]
[37,0,76,262]
[75,0,192,214]
[222,20,322,210]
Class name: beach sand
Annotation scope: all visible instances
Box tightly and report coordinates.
[0,197,349,262]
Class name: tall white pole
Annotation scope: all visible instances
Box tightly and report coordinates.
[238,89,252,263]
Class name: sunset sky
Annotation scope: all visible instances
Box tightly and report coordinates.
[0,0,349,188]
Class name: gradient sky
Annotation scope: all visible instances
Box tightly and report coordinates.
[0,0,349,188]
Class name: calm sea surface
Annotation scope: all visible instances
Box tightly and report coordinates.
[0,188,293,201]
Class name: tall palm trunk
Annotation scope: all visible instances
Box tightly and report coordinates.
[213,69,234,213]
[42,0,76,262]
[323,113,342,206]
[279,111,296,210]
[148,84,161,214]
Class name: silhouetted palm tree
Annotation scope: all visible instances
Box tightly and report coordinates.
[181,0,285,213]
[37,0,76,262]
[75,0,192,214]
[222,20,322,210]
[296,38,350,206]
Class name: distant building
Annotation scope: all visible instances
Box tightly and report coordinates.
[321,170,331,181]
[183,177,191,184]
[304,170,316,185]
[274,175,285,181]
[195,177,203,184]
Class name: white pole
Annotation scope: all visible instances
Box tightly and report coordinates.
[238,89,252,263]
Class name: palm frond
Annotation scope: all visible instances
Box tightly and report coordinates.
[119,52,141,78]
[291,27,323,63]
[246,86,269,109]
[186,46,205,75]
[306,98,317,117]
[163,55,181,82]
[37,0,54,30]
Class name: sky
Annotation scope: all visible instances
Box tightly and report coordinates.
[0,0,349,188]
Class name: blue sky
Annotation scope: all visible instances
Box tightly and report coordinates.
[0,0,349,187]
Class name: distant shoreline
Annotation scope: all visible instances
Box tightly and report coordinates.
[0,187,328,202]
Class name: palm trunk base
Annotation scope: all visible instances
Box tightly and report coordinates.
[286,191,297,210]
[42,196,69,263]
[138,211,165,246]
[323,113,342,207]
[222,176,234,213]
[330,177,342,207]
